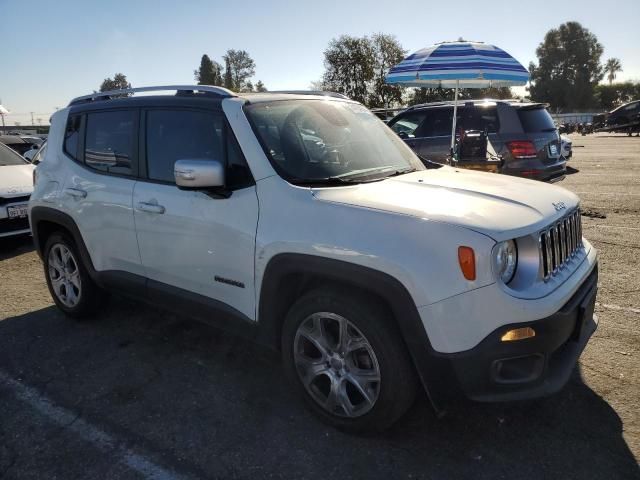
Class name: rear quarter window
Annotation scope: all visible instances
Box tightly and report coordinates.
[517,108,556,132]
[64,114,82,160]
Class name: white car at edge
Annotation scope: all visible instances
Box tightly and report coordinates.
[0,142,34,238]
[29,86,598,432]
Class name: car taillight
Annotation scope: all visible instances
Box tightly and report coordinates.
[507,140,537,159]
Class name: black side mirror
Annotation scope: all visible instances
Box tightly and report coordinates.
[397,131,408,140]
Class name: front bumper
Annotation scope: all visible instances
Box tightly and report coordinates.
[442,266,598,402]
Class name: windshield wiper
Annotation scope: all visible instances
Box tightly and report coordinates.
[379,167,417,178]
[290,175,384,186]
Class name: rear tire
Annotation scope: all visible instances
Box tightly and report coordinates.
[282,287,417,432]
[43,232,105,318]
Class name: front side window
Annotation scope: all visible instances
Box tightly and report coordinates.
[85,110,135,175]
[145,109,223,183]
[389,111,427,137]
[245,100,423,184]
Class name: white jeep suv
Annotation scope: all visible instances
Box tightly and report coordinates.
[29,86,598,432]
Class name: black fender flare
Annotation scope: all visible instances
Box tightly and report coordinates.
[258,253,452,412]
[30,206,100,283]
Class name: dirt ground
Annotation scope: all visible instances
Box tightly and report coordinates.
[1,132,639,479]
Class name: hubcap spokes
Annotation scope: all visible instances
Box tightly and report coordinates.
[294,312,380,418]
[48,244,81,308]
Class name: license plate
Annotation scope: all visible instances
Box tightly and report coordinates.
[7,204,28,219]
[549,144,558,156]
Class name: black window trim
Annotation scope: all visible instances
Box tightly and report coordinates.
[138,106,255,192]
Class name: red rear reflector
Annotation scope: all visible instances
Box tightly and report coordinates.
[507,140,537,159]
[521,169,541,176]
[458,246,476,281]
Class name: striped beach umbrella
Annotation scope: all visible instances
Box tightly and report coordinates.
[386,41,529,155]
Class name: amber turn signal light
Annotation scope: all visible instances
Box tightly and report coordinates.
[457,246,476,281]
[501,327,536,342]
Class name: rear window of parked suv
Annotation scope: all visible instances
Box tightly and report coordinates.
[517,107,557,132]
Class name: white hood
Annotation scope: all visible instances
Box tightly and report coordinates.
[312,167,579,241]
[0,164,35,197]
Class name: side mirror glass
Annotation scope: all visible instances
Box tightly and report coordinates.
[174,159,225,189]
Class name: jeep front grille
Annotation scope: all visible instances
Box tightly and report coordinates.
[539,209,582,279]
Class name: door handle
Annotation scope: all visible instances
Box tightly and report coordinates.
[136,202,165,214]
[64,187,87,198]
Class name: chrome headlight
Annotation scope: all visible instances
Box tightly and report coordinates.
[494,240,518,284]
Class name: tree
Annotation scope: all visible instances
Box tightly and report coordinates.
[604,58,623,85]
[595,81,640,110]
[322,35,375,104]
[528,22,604,110]
[222,49,256,91]
[255,80,267,92]
[241,81,254,93]
[99,73,132,96]
[194,54,223,86]
[408,86,511,106]
[224,57,233,90]
[368,33,406,108]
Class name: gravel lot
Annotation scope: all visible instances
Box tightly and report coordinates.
[1,133,639,479]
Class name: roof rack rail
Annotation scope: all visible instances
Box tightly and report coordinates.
[268,90,350,100]
[68,85,236,106]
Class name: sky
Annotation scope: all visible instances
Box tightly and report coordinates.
[1,0,638,126]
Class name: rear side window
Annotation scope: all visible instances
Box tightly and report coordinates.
[517,108,556,132]
[64,114,81,160]
[389,111,427,137]
[145,109,223,183]
[85,110,136,175]
[460,106,500,133]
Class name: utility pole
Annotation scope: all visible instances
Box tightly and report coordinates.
[30,112,35,126]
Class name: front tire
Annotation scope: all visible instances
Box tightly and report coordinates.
[43,232,104,318]
[282,287,417,432]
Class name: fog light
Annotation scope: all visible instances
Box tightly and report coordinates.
[501,327,536,342]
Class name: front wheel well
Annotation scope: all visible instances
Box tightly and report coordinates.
[263,271,396,351]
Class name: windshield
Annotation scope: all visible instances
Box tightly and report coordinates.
[0,142,28,166]
[244,100,424,184]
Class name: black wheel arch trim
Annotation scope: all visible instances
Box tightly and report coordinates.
[30,206,100,282]
[258,253,450,413]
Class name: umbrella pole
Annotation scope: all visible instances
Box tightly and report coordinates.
[450,80,459,162]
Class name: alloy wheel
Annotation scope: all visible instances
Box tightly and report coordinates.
[293,312,381,418]
[48,243,82,308]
